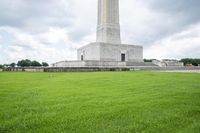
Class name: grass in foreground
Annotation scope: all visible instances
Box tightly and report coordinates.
[0,71,200,133]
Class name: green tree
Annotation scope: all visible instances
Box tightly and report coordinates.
[10,63,16,67]
[42,62,49,67]
[0,64,3,69]
[3,64,9,67]
[31,61,42,67]
[180,58,200,66]
[17,59,32,67]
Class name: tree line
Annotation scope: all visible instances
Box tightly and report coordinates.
[0,59,49,68]
[180,58,200,66]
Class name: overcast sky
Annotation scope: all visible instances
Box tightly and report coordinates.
[0,0,200,64]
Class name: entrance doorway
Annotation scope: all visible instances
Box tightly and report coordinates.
[121,53,125,62]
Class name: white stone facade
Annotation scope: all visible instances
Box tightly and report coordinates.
[97,0,121,44]
[77,42,143,62]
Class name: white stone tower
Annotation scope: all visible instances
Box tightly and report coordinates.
[96,0,121,44]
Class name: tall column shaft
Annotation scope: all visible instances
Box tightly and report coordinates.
[96,0,121,44]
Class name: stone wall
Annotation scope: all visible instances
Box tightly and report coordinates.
[2,66,200,72]
[52,60,155,67]
[77,42,143,62]
[77,43,100,61]
[52,61,85,67]
[24,68,44,72]
[3,67,44,72]
[152,60,184,67]
[99,43,143,62]
[44,67,130,72]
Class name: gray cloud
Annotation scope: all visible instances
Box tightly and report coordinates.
[146,0,200,41]
[0,0,74,32]
[149,0,200,27]
[148,0,200,13]
[120,0,200,47]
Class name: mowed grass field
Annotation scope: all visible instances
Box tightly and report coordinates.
[0,71,200,133]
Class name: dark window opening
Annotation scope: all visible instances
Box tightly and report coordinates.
[121,53,125,62]
[81,55,83,61]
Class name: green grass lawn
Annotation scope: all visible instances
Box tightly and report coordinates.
[0,71,200,133]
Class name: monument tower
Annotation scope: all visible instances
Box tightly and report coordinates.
[97,0,121,44]
[53,0,144,67]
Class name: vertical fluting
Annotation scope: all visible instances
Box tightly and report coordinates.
[96,0,121,44]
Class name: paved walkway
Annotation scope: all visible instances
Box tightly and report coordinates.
[160,70,200,73]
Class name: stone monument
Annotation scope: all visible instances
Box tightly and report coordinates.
[53,0,147,67]
[96,0,121,44]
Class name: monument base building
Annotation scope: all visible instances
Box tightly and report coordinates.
[77,42,143,62]
[52,42,151,67]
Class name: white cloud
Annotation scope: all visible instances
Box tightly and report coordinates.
[0,27,77,64]
[0,35,2,44]
[144,23,200,59]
